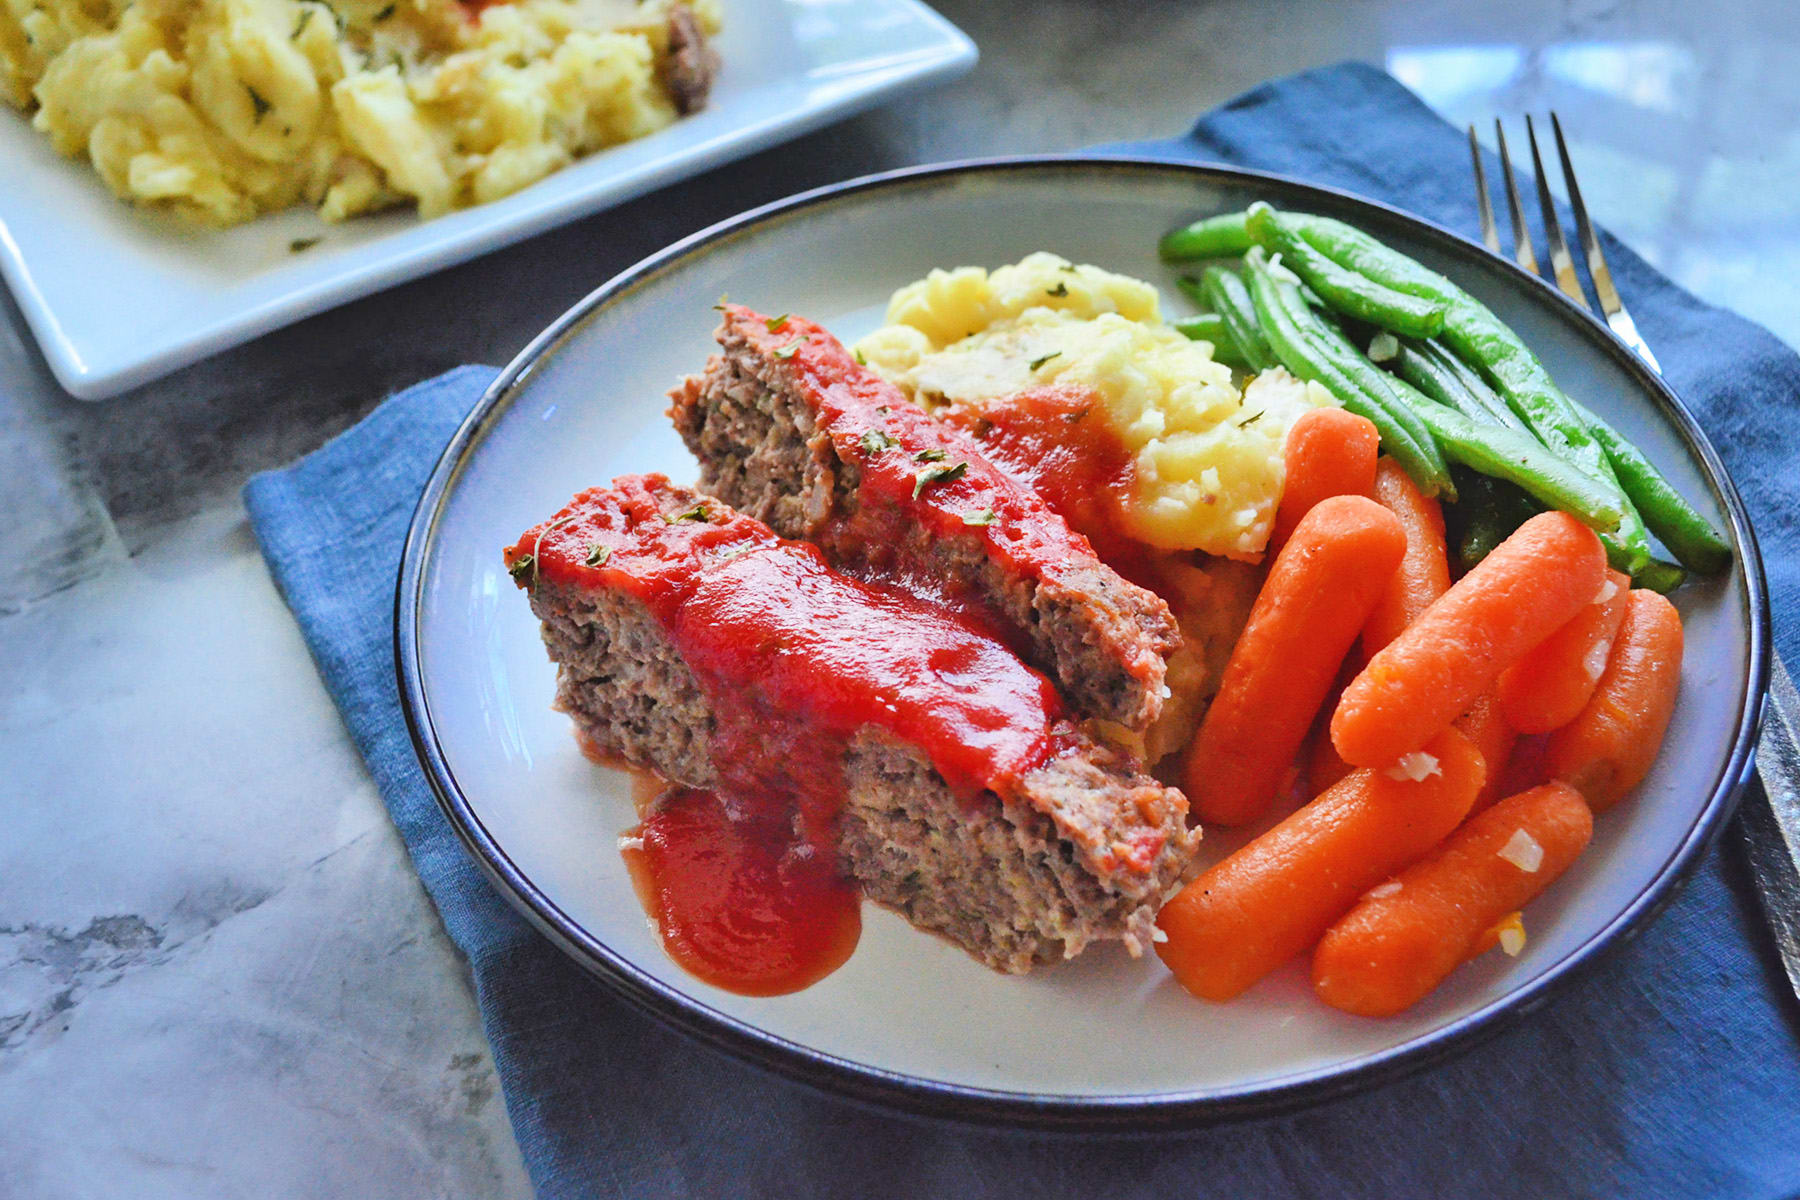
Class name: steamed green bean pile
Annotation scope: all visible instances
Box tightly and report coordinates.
[1160,200,1731,590]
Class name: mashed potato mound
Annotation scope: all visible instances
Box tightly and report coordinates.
[856,252,1333,557]
[2,0,719,225]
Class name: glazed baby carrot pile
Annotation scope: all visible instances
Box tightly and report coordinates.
[1158,447,1689,1017]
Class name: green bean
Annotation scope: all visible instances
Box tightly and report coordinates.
[1197,266,1277,372]
[1453,469,1541,571]
[1282,212,1656,572]
[1172,313,1251,369]
[1158,211,1254,262]
[1388,377,1624,532]
[1634,558,1690,595]
[1283,288,1454,497]
[1242,251,1451,497]
[1244,203,1448,339]
[1387,338,1494,424]
[1409,338,1527,432]
[1570,400,1732,575]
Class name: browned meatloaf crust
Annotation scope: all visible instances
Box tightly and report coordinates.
[669,306,1180,733]
[520,478,1198,973]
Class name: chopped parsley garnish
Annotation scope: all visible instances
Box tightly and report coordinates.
[764,313,789,332]
[1236,409,1264,428]
[584,544,610,567]
[1045,282,1069,298]
[961,508,998,527]
[1028,351,1061,371]
[912,460,967,500]
[663,503,710,524]
[854,349,867,365]
[246,85,271,123]
[373,2,394,18]
[712,293,730,311]
[289,237,321,253]
[913,448,946,463]
[512,512,580,588]
[771,338,805,360]
[860,428,899,455]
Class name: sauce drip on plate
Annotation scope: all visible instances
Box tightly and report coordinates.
[621,786,862,997]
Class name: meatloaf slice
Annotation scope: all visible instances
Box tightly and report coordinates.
[507,475,1197,972]
[668,305,1180,733]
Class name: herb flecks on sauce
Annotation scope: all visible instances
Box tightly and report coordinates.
[912,460,968,500]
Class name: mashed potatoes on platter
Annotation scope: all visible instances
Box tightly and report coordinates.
[2,0,719,225]
[856,252,1334,558]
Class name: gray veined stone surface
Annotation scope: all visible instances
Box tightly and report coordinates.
[4,0,1799,1194]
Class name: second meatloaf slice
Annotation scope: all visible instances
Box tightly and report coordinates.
[506,475,1197,972]
[669,305,1179,732]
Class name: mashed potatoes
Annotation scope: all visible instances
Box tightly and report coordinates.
[2,0,719,225]
[856,252,1333,558]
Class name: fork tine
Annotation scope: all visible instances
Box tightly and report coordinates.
[1526,115,1589,308]
[1494,120,1540,274]
[1469,125,1502,254]
[1550,112,1663,374]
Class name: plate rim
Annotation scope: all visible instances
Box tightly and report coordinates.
[0,0,977,400]
[393,154,1771,1129]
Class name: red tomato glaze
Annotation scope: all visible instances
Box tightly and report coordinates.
[622,786,861,997]
[508,475,1070,994]
[724,306,1109,591]
[932,384,1166,589]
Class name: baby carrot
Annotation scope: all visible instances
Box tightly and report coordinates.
[1455,691,1517,812]
[1270,407,1381,550]
[1185,495,1407,826]
[1497,569,1631,734]
[1311,781,1593,1017]
[1545,589,1684,811]
[1301,659,1360,795]
[1158,726,1485,1002]
[1332,511,1607,768]
[1361,455,1452,657]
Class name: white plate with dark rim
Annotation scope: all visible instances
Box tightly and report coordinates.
[0,0,973,400]
[395,157,1769,1127]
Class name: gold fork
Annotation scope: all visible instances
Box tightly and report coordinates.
[1472,115,1799,1004]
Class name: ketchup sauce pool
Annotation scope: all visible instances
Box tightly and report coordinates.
[621,786,861,997]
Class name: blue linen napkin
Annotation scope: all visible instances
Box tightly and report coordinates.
[246,62,1800,1200]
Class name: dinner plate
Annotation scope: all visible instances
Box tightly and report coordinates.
[0,0,974,400]
[396,157,1769,1126]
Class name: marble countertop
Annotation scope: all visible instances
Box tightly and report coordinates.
[5,1,1798,1194]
